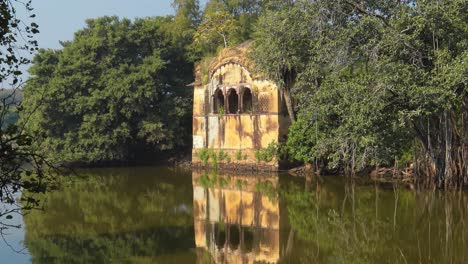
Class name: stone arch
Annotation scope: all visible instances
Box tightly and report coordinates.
[210,62,252,83]
[214,224,226,249]
[228,225,240,250]
[227,88,239,114]
[241,87,253,113]
[213,89,225,113]
[241,227,255,253]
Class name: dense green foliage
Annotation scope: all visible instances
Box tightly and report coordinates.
[23,16,194,164]
[250,1,311,122]
[252,0,467,185]
[194,9,238,49]
[192,0,265,56]
[254,141,277,162]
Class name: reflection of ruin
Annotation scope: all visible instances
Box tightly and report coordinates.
[193,171,286,264]
[190,42,291,169]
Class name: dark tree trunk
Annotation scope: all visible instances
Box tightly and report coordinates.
[283,87,296,123]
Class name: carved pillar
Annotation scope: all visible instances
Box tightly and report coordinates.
[223,87,228,113]
[212,95,216,113]
[237,85,242,113]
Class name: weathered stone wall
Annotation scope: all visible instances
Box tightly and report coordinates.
[193,114,280,150]
[192,43,290,170]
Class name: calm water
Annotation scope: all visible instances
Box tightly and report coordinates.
[1,166,468,263]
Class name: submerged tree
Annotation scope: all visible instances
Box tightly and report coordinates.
[341,0,468,186]
[254,0,467,186]
[376,0,468,188]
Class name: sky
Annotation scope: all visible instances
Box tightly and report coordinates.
[33,0,208,49]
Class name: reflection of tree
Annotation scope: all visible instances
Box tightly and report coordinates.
[23,168,195,263]
[407,192,468,264]
[282,178,468,264]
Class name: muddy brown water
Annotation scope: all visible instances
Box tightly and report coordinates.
[1,166,467,263]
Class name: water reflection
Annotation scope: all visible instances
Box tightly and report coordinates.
[9,167,468,263]
[22,167,196,263]
[282,177,468,264]
[193,171,286,263]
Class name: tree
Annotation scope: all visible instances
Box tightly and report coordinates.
[258,0,467,186]
[1,0,54,238]
[194,9,238,49]
[251,1,313,122]
[171,0,201,61]
[370,0,467,187]
[23,16,194,164]
[0,0,39,86]
[172,0,201,31]
[193,0,264,57]
[218,0,264,41]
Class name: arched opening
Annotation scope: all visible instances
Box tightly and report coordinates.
[242,88,253,113]
[229,225,240,250]
[241,227,255,253]
[227,88,239,114]
[213,89,224,113]
[214,224,226,249]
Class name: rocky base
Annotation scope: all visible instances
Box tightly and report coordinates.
[191,162,279,172]
[369,166,414,183]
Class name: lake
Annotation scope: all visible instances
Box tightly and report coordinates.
[1,166,467,263]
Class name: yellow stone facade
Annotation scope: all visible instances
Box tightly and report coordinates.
[191,42,291,169]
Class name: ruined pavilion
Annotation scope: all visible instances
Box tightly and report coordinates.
[190,41,291,170]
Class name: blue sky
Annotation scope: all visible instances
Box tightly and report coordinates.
[33,0,208,49]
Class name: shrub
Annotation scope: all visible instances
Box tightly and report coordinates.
[235,150,242,161]
[197,148,211,166]
[254,142,278,162]
[218,150,229,161]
